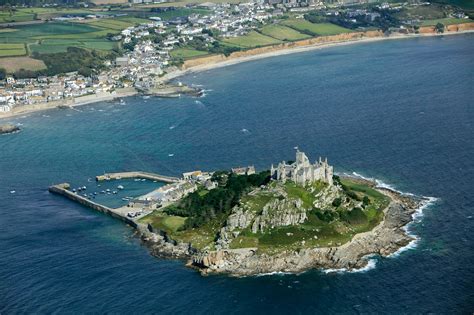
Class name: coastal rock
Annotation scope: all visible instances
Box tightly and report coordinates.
[251,198,307,233]
[190,192,421,276]
[0,124,20,135]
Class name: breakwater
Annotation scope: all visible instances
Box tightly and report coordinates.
[48,183,138,228]
[96,171,180,183]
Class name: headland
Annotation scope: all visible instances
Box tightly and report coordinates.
[49,149,429,276]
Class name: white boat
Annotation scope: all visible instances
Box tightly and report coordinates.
[10,190,16,194]
[117,185,124,190]
[168,154,174,157]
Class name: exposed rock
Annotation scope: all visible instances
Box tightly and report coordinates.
[251,198,307,233]
[0,124,20,135]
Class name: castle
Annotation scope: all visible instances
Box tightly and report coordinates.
[270,150,333,186]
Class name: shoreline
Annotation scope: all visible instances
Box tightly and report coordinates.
[141,177,430,277]
[1,29,473,121]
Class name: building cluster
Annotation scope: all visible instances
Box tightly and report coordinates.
[0,73,117,112]
[271,150,334,186]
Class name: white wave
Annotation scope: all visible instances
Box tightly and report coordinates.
[241,128,250,134]
[387,196,438,258]
[254,271,292,277]
[322,257,377,274]
[195,100,203,105]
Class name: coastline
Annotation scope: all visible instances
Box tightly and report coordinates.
[139,177,431,277]
[1,28,473,121]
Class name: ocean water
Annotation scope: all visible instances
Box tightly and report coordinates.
[1,34,473,313]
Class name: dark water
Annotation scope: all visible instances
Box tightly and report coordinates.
[1,34,473,313]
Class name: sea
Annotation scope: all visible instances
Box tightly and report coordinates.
[1,34,473,313]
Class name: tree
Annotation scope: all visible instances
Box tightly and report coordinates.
[435,23,445,33]
[0,68,7,81]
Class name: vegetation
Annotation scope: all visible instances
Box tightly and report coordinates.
[0,43,26,57]
[282,19,352,36]
[221,31,282,48]
[170,47,209,59]
[27,47,117,77]
[259,24,311,41]
[164,171,270,230]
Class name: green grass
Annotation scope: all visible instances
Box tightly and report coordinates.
[259,24,311,41]
[140,212,186,232]
[29,39,116,54]
[147,8,211,21]
[170,47,209,59]
[421,18,472,26]
[0,43,26,57]
[284,181,321,208]
[139,211,226,250]
[221,31,282,48]
[282,20,352,36]
[240,193,274,214]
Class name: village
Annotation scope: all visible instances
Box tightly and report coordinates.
[0,0,471,113]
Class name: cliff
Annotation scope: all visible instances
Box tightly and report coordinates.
[181,23,474,71]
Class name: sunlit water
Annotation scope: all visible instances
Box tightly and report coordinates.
[1,34,473,313]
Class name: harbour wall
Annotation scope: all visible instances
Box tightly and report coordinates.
[96,171,180,183]
[48,183,138,228]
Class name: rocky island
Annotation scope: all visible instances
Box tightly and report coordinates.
[0,124,20,135]
[132,150,425,276]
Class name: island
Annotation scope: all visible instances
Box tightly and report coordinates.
[0,124,20,135]
[49,149,425,276]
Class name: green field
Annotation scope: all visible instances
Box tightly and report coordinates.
[421,18,471,25]
[259,24,311,41]
[221,31,282,48]
[0,8,117,24]
[170,47,209,59]
[147,8,211,21]
[29,39,116,53]
[0,43,26,57]
[282,20,352,36]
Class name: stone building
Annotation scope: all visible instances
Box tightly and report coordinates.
[270,150,333,186]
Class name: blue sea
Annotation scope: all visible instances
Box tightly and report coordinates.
[1,34,473,313]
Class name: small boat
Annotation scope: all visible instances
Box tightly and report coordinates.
[168,154,174,157]
[101,190,106,194]
[112,191,117,194]
[10,190,16,194]
[72,189,76,193]
[106,189,111,192]
[117,185,124,190]
[93,192,97,195]
[82,186,87,190]
[122,198,129,201]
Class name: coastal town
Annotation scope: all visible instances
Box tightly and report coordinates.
[0,0,472,114]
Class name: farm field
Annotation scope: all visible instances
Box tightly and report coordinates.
[0,56,46,72]
[421,18,471,25]
[0,43,26,57]
[170,47,209,59]
[282,20,352,36]
[221,31,282,48]
[259,24,311,41]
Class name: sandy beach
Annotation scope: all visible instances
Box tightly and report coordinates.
[1,28,473,121]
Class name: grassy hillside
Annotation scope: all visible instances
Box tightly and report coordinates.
[259,24,311,41]
[282,20,352,36]
[221,31,282,48]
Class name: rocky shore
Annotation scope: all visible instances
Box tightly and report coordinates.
[139,181,425,277]
[0,124,20,135]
